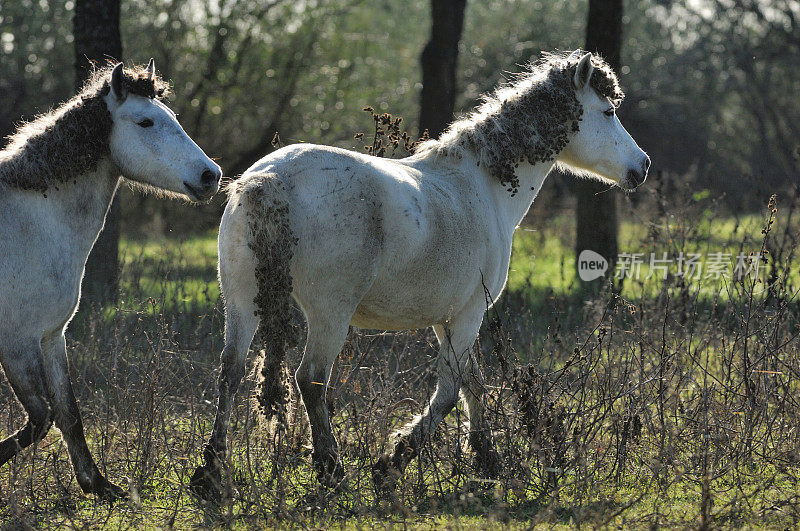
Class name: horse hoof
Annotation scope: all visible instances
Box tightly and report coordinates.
[92,478,128,502]
[188,465,221,503]
[313,452,345,489]
[371,453,401,495]
[476,449,503,479]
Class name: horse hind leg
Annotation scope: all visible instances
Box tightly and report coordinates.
[192,179,295,501]
[295,312,350,487]
[190,298,259,502]
[0,340,53,467]
[41,333,125,500]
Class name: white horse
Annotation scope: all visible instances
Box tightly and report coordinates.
[191,50,649,496]
[0,60,221,499]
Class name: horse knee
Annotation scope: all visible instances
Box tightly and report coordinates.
[32,405,54,436]
[432,378,461,416]
[21,401,53,446]
[218,349,246,394]
[460,381,485,412]
[295,363,326,402]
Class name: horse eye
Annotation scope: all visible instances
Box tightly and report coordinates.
[137,118,154,128]
[603,109,615,117]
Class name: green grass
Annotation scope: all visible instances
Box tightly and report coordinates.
[119,230,221,313]
[509,211,798,303]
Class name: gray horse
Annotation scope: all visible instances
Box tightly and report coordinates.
[0,61,221,499]
[191,51,648,497]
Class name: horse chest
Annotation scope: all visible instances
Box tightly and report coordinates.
[36,251,84,328]
[2,226,86,332]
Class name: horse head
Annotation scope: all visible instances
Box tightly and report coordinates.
[558,52,650,191]
[103,61,222,201]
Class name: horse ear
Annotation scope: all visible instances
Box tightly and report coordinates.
[146,58,155,79]
[110,62,126,101]
[573,52,594,90]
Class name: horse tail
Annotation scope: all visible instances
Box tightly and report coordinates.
[233,174,299,423]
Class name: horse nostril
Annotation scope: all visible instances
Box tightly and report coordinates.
[643,156,651,174]
[627,169,644,186]
[201,169,217,186]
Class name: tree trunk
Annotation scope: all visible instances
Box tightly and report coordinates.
[74,0,122,304]
[419,0,467,139]
[575,0,623,290]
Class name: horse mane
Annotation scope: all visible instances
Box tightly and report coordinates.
[0,63,171,194]
[415,50,624,195]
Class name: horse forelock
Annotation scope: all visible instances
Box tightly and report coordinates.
[415,50,624,195]
[0,63,171,194]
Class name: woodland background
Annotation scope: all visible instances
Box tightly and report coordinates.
[1,0,800,528]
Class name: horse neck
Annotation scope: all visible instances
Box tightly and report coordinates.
[486,160,555,232]
[42,158,121,258]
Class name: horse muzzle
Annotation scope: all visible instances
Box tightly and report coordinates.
[622,156,650,191]
[184,168,222,201]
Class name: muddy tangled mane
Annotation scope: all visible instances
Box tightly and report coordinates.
[415,50,624,195]
[0,63,171,194]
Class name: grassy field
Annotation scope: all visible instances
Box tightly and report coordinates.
[1,188,799,528]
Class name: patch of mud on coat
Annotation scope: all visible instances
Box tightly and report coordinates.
[240,175,299,424]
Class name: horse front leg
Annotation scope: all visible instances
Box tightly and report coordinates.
[461,354,501,478]
[190,308,257,502]
[295,314,350,488]
[373,313,484,491]
[41,332,125,500]
[0,339,53,467]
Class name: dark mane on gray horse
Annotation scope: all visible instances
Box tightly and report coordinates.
[416,50,624,195]
[0,63,170,194]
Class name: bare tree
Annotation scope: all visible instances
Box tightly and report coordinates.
[74,0,122,304]
[575,0,622,288]
[419,0,467,139]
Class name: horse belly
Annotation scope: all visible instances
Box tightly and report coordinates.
[351,301,439,330]
[350,271,479,330]
[349,229,501,331]
[351,302,446,330]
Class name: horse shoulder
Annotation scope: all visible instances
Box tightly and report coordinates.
[419,165,513,299]
[0,199,84,333]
